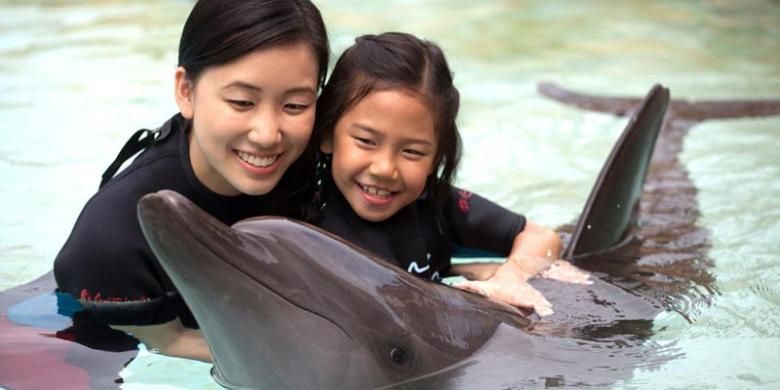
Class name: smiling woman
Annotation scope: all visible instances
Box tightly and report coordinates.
[178,43,319,196]
[51,0,329,362]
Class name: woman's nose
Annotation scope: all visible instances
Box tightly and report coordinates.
[247,107,281,148]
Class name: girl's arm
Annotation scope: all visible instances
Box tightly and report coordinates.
[445,188,589,315]
[112,319,212,362]
[454,220,591,316]
[505,220,591,284]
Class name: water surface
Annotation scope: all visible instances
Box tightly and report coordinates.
[1,0,778,388]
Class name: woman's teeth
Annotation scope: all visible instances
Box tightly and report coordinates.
[360,184,392,198]
[237,151,278,167]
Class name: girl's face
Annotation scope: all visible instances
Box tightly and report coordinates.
[321,89,437,222]
[175,42,319,196]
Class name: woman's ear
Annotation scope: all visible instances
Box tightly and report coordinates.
[320,135,333,154]
[174,67,194,119]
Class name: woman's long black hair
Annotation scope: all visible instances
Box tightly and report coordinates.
[178,0,330,218]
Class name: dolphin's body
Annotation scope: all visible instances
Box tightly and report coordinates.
[136,84,780,389]
[0,273,137,389]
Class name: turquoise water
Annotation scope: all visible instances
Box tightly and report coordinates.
[1,0,779,388]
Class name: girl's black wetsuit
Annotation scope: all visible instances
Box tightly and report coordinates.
[315,186,526,281]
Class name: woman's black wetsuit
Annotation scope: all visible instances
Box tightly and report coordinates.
[53,114,295,328]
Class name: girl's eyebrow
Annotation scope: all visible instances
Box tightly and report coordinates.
[222,81,316,95]
[351,123,434,147]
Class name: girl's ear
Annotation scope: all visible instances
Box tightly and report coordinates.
[174,67,194,119]
[320,135,333,154]
[429,156,440,175]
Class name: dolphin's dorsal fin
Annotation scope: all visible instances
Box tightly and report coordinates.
[563,85,670,260]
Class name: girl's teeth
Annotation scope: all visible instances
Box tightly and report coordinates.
[238,151,277,167]
[361,184,391,198]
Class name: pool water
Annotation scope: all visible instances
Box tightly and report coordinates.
[1,0,779,388]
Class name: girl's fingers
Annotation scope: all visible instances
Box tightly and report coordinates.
[541,260,593,285]
[453,280,490,297]
[454,280,552,316]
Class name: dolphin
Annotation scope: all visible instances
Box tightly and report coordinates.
[136,85,671,389]
[136,84,780,389]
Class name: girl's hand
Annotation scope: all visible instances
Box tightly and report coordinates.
[449,262,500,281]
[453,270,554,317]
[509,254,593,285]
[540,260,593,285]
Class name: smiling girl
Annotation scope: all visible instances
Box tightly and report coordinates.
[53,0,329,362]
[312,32,590,315]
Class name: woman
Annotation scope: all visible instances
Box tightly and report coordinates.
[53,0,329,362]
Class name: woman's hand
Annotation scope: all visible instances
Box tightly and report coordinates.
[111,318,213,362]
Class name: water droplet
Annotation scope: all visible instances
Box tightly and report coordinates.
[546,249,552,257]
[616,203,621,209]
[586,224,592,230]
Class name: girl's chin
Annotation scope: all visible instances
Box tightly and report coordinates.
[351,198,398,222]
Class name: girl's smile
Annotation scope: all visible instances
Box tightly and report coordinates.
[357,182,397,206]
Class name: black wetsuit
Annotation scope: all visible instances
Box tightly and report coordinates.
[315,187,526,281]
[53,114,294,328]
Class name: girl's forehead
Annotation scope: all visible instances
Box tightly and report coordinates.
[353,86,431,110]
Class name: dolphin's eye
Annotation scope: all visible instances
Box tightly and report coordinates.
[389,346,408,365]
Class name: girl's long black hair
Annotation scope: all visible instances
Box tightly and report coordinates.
[309,32,461,225]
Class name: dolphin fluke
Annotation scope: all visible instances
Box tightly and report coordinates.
[538,81,780,121]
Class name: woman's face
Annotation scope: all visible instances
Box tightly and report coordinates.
[175,42,319,196]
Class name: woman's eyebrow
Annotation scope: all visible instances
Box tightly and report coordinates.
[222,81,316,95]
[286,86,317,95]
[222,81,262,92]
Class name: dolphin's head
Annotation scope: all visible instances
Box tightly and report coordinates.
[138,190,526,389]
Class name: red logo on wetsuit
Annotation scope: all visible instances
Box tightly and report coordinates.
[79,288,144,302]
[457,190,472,214]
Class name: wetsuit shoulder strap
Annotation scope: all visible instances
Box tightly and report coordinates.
[99,120,173,189]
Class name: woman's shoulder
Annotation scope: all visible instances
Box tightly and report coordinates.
[97,115,194,202]
[55,116,194,263]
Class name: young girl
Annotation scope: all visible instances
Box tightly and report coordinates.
[53,0,329,362]
[312,32,590,316]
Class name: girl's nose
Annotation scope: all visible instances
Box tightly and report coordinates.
[368,153,399,180]
[247,107,281,148]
